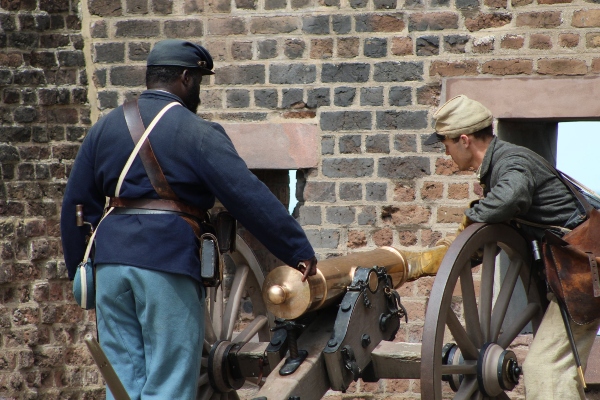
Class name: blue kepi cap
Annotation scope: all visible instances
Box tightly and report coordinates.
[147,39,214,75]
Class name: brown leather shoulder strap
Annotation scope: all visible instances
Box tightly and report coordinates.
[123,100,179,201]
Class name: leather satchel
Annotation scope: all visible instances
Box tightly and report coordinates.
[541,168,600,325]
[543,207,600,325]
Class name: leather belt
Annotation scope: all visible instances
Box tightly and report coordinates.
[108,197,207,222]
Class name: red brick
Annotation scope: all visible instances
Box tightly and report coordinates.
[420,181,443,200]
[559,33,579,48]
[0,52,24,68]
[430,60,479,77]
[88,0,122,16]
[249,16,300,34]
[393,183,416,202]
[484,0,507,7]
[592,58,600,73]
[391,36,413,56]
[408,12,459,31]
[448,183,469,199]
[537,58,587,75]
[382,205,431,225]
[347,230,367,248]
[530,33,552,49]
[572,9,600,28]
[516,11,562,28]
[473,36,495,53]
[359,14,405,32]
[422,229,442,248]
[373,227,393,246]
[512,0,532,5]
[586,32,600,48]
[184,0,204,12]
[337,37,359,58]
[310,38,333,59]
[398,230,417,246]
[501,34,525,49]
[207,17,246,35]
[206,0,230,12]
[416,84,441,106]
[465,12,511,32]
[435,157,471,175]
[437,206,464,223]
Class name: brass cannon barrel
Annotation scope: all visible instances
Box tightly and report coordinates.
[262,244,448,320]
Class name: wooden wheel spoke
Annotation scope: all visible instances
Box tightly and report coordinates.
[490,259,522,342]
[222,265,250,341]
[479,242,497,342]
[233,315,268,344]
[460,265,483,348]
[205,293,218,344]
[453,376,478,400]
[211,285,225,341]
[198,372,209,386]
[198,387,214,400]
[498,302,540,348]
[447,310,479,360]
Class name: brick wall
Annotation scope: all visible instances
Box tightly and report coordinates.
[2,0,600,398]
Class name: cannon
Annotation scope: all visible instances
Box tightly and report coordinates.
[87,222,548,400]
[193,221,547,400]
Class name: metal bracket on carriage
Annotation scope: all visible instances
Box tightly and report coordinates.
[270,320,308,376]
[323,266,405,392]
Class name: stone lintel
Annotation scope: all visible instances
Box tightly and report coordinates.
[444,77,600,120]
[220,122,319,170]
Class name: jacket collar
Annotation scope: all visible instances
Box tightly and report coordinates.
[478,135,498,183]
[140,89,186,106]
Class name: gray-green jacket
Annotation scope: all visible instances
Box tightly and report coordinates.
[465,136,587,240]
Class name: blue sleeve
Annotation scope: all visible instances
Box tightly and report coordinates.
[60,134,106,279]
[197,123,315,267]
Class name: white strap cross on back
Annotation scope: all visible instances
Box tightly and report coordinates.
[81,101,180,264]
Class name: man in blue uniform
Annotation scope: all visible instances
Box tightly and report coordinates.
[60,39,317,399]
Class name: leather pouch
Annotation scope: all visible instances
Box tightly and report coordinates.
[215,211,237,254]
[543,208,600,325]
[200,233,222,288]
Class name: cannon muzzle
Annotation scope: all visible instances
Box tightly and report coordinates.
[263,244,448,319]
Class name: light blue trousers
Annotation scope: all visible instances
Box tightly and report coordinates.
[96,264,205,400]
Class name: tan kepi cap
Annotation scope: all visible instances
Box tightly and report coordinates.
[424,95,493,145]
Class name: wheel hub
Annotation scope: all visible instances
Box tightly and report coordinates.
[441,343,464,392]
[477,342,521,397]
[207,340,245,393]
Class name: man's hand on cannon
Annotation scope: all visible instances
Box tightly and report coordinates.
[297,256,318,282]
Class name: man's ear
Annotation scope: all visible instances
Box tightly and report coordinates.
[460,134,470,147]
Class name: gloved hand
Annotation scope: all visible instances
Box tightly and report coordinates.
[297,255,318,282]
[435,235,456,248]
[456,214,474,235]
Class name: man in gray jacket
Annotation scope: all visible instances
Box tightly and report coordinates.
[424,95,600,399]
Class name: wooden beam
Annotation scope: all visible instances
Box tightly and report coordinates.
[371,342,422,379]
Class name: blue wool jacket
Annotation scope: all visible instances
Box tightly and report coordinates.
[61,90,315,281]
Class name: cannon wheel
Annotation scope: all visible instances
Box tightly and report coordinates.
[421,223,547,399]
[198,234,271,400]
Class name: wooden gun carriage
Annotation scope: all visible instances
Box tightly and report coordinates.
[88,222,549,400]
[191,221,549,400]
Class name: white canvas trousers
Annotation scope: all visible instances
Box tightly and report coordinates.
[523,296,600,399]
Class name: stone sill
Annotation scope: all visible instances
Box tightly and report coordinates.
[445,76,600,120]
[221,122,319,170]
